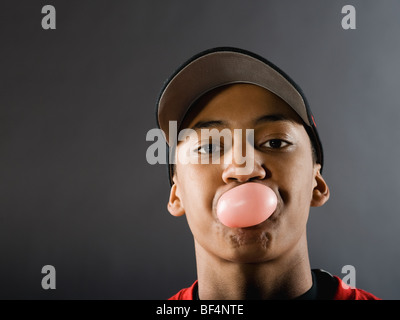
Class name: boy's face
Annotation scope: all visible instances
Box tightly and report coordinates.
[168,84,329,263]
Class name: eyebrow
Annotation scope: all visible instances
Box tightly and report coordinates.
[190,114,294,131]
[254,114,294,125]
[190,120,228,130]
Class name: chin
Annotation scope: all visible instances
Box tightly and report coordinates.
[220,229,280,263]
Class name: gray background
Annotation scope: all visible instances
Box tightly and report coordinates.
[1,0,399,299]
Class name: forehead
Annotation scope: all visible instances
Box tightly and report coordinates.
[181,84,304,129]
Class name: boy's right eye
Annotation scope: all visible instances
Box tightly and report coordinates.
[197,143,221,154]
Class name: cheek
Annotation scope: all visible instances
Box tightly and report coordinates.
[273,146,315,213]
[176,163,222,226]
[266,156,314,252]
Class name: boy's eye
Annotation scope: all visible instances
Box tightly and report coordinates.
[263,139,290,149]
[197,143,221,154]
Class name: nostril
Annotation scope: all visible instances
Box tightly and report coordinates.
[222,163,269,183]
[260,164,272,179]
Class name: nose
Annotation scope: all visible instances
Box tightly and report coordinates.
[221,128,268,183]
[222,158,267,183]
[221,138,267,183]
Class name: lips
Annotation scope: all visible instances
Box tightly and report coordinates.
[216,182,278,228]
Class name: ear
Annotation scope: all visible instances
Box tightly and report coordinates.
[167,183,185,217]
[310,164,330,207]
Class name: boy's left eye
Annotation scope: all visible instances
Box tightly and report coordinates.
[262,139,290,149]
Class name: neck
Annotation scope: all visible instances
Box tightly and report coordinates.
[195,235,312,300]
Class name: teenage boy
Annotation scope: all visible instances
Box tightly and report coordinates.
[156,47,379,300]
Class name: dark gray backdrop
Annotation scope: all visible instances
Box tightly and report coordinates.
[1,0,399,299]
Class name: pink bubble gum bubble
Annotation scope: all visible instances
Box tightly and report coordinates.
[216,183,277,228]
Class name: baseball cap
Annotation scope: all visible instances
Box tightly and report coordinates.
[156,47,324,183]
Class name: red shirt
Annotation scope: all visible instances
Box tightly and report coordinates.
[169,276,380,300]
